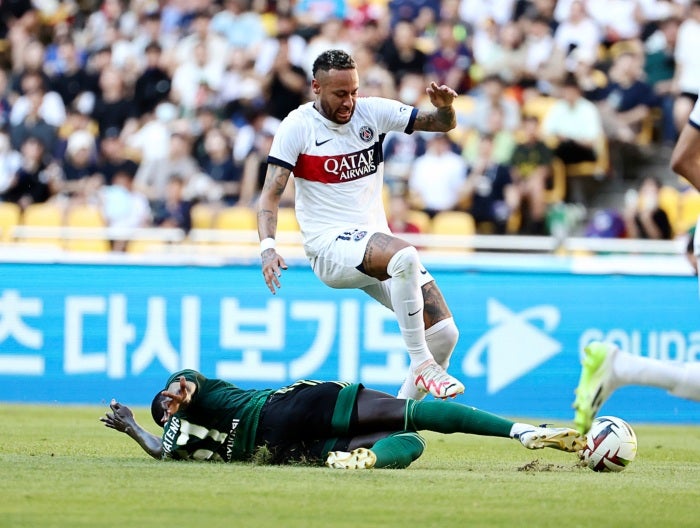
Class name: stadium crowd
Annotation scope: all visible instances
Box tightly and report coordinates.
[0,0,698,249]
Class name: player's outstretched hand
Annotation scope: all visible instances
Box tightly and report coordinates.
[426,82,457,109]
[261,248,288,295]
[101,399,135,433]
[160,376,191,422]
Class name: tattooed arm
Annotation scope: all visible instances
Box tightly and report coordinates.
[412,82,458,133]
[257,163,290,294]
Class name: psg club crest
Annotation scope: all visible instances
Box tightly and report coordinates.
[353,230,367,241]
[358,126,374,142]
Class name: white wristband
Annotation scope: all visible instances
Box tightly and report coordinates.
[260,237,276,253]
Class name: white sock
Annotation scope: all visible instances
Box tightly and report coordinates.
[387,246,433,368]
[614,351,683,390]
[426,317,459,369]
[397,376,426,400]
[614,350,700,401]
[509,422,535,438]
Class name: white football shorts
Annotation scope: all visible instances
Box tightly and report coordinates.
[308,227,435,309]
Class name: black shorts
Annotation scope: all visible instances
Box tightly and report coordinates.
[254,380,362,464]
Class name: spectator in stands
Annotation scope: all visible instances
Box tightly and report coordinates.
[239,128,296,208]
[294,0,348,35]
[9,74,59,156]
[99,161,152,252]
[383,128,428,195]
[473,20,526,85]
[461,105,517,165]
[174,8,229,73]
[220,48,265,119]
[49,37,100,110]
[426,19,473,94]
[152,175,192,234]
[59,130,99,202]
[91,65,138,139]
[354,44,396,99]
[541,74,603,167]
[200,127,242,206]
[210,0,267,52]
[408,134,467,218]
[644,16,680,145]
[459,132,518,234]
[468,74,521,135]
[171,40,225,117]
[585,0,644,44]
[302,17,354,79]
[584,208,626,238]
[132,42,172,118]
[83,0,133,54]
[0,132,22,195]
[387,193,422,235]
[521,13,567,92]
[10,69,66,133]
[509,115,553,235]
[131,9,175,58]
[1,135,58,210]
[377,20,428,85]
[458,0,514,30]
[125,102,176,167]
[672,0,700,134]
[254,11,307,78]
[623,176,672,240]
[191,105,223,168]
[95,127,138,187]
[232,106,280,167]
[9,39,51,100]
[587,48,658,145]
[263,35,310,122]
[554,0,601,72]
[0,69,12,131]
[135,128,205,204]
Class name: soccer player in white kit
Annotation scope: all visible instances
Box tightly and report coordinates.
[257,49,464,400]
[573,96,700,434]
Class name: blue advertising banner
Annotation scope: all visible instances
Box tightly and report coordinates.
[1,260,698,424]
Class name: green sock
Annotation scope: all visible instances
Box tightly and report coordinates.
[371,431,426,469]
[405,400,514,438]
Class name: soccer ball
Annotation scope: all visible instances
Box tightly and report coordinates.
[580,416,637,472]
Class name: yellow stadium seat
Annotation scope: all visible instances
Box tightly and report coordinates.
[407,209,432,233]
[126,239,167,254]
[546,157,567,204]
[190,202,215,229]
[431,211,476,236]
[0,201,20,242]
[678,191,700,234]
[64,204,110,252]
[522,95,558,124]
[213,206,256,231]
[277,207,299,232]
[20,202,64,247]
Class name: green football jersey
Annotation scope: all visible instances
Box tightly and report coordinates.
[161,369,274,462]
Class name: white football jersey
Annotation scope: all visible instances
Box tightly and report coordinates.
[690,96,700,130]
[268,98,418,248]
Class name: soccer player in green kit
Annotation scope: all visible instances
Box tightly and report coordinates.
[102,369,585,469]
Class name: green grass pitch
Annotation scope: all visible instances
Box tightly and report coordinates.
[1,403,699,528]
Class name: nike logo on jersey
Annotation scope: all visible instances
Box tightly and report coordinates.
[408,308,422,316]
[315,138,333,146]
[419,269,427,275]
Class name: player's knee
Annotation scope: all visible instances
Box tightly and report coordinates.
[386,246,420,278]
[427,318,459,369]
